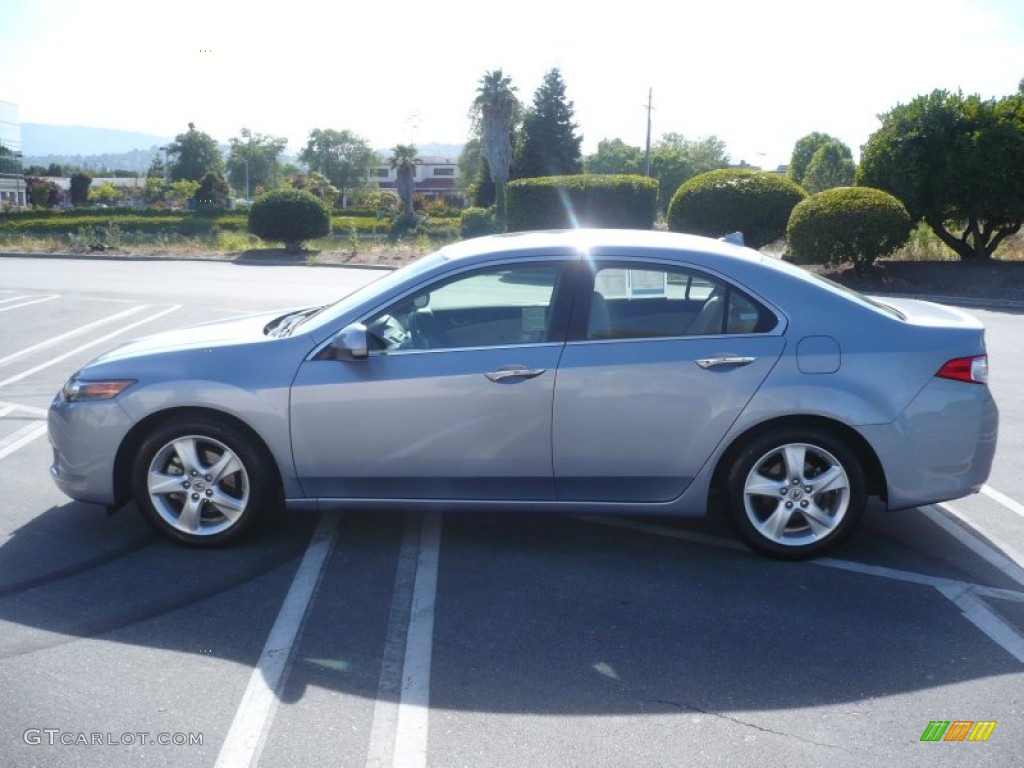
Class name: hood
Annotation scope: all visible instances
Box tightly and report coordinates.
[88,307,308,365]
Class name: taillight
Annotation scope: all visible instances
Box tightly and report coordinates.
[936,355,988,384]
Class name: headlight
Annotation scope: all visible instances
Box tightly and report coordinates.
[61,378,137,402]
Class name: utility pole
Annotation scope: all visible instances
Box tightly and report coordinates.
[643,88,653,177]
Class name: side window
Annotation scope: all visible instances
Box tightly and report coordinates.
[587,264,775,340]
[364,263,563,351]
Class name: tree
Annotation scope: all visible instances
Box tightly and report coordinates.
[786,187,912,271]
[584,138,643,175]
[298,129,375,208]
[228,128,287,200]
[192,172,230,210]
[168,179,200,207]
[288,171,339,207]
[803,141,856,193]
[248,188,331,254]
[858,89,1024,260]
[69,172,92,206]
[471,69,520,222]
[458,137,485,201]
[25,177,64,207]
[390,144,418,226]
[147,155,167,180]
[649,133,730,211]
[88,182,121,206]
[167,123,224,182]
[788,132,851,186]
[667,169,806,249]
[513,68,582,179]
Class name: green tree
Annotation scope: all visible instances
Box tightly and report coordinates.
[298,128,375,208]
[803,141,856,193]
[69,172,92,206]
[471,69,520,222]
[143,176,166,204]
[513,68,582,179]
[858,89,1024,260]
[458,137,485,201]
[390,144,419,226]
[786,187,912,271]
[228,128,287,200]
[288,171,339,207]
[167,123,225,182]
[248,188,331,254]
[147,154,167,180]
[168,179,200,207]
[788,132,851,186]
[25,177,64,207]
[192,171,231,210]
[88,182,120,205]
[649,133,730,211]
[584,138,643,175]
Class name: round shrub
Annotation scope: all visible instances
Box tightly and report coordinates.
[247,189,330,253]
[667,169,807,249]
[786,186,913,271]
[459,207,498,238]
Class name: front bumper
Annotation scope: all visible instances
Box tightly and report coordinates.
[48,395,135,506]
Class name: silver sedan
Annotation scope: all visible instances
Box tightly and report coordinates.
[48,230,998,559]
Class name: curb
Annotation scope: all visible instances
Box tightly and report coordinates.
[0,251,397,271]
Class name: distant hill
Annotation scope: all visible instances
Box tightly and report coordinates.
[22,123,174,156]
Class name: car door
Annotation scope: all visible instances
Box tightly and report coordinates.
[553,260,786,502]
[290,259,572,500]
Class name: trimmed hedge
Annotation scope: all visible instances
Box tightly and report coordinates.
[248,189,331,252]
[505,174,658,232]
[459,207,498,238]
[786,186,913,270]
[667,169,807,249]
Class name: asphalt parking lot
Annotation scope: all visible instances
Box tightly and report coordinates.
[1,256,1023,768]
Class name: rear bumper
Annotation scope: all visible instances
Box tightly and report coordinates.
[860,379,998,510]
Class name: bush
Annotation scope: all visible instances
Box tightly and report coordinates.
[666,169,806,249]
[505,174,658,232]
[247,189,331,252]
[459,207,498,238]
[786,186,913,271]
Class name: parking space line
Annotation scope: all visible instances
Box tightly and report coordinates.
[0,405,15,418]
[578,515,1024,666]
[0,305,148,368]
[392,513,441,768]
[926,504,1024,587]
[0,304,181,388]
[982,484,1024,520]
[0,294,59,313]
[0,423,48,462]
[0,401,47,417]
[214,513,340,768]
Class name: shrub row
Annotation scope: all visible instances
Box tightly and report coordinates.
[505,174,658,232]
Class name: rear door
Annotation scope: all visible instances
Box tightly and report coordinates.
[553,260,785,502]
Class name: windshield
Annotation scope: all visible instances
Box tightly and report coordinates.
[297,251,449,337]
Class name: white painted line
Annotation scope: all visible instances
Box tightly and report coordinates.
[0,304,181,388]
[215,513,340,768]
[0,401,48,417]
[0,305,147,368]
[393,513,442,768]
[0,405,15,418]
[0,423,48,462]
[0,294,59,313]
[0,294,39,304]
[926,504,1024,588]
[982,485,1024,520]
[365,517,423,768]
[936,584,1024,663]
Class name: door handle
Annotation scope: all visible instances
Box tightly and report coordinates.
[485,367,547,382]
[695,356,756,369]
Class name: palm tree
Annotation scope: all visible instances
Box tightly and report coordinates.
[390,144,418,226]
[472,69,519,224]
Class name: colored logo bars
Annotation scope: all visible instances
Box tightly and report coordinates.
[920,721,997,742]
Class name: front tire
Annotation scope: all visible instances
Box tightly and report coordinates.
[131,417,275,547]
[725,426,866,560]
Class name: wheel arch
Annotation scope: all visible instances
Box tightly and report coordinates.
[709,415,887,506]
[112,406,284,509]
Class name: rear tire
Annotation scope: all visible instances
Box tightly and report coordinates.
[725,426,866,560]
[131,417,276,547]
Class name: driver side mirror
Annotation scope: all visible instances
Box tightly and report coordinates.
[327,322,369,361]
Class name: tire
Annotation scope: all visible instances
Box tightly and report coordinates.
[724,426,866,560]
[131,416,276,547]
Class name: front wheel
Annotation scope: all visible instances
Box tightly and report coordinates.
[131,417,276,547]
[724,426,866,560]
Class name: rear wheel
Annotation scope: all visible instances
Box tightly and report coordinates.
[725,426,866,559]
[132,417,275,547]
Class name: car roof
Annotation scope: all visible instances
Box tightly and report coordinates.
[436,229,765,265]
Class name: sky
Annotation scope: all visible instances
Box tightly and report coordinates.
[2,0,1023,169]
